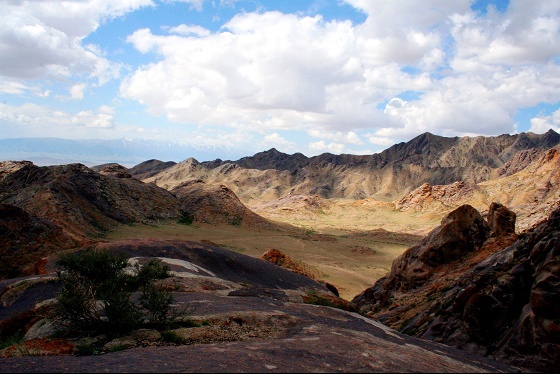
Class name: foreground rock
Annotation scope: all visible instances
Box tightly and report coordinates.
[0,239,516,373]
[354,203,559,372]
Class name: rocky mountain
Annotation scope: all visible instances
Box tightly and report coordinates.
[0,163,181,238]
[395,145,560,231]
[172,180,277,229]
[141,130,560,203]
[128,159,177,180]
[353,202,559,372]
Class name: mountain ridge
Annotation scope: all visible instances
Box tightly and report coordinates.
[142,130,560,203]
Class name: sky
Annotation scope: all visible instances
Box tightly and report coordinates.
[1,0,560,159]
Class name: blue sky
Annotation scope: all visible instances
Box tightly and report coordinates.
[1,0,559,160]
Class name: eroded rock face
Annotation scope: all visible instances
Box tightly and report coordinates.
[353,204,560,372]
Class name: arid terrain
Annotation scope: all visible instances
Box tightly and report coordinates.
[1,131,559,372]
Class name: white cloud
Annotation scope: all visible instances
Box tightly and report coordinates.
[0,0,153,83]
[368,136,395,147]
[530,108,560,133]
[261,133,298,152]
[2,0,560,155]
[0,103,117,136]
[308,129,363,145]
[309,140,346,154]
[167,24,211,37]
[70,83,87,101]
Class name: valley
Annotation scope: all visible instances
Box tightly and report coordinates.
[106,220,422,300]
[1,130,559,372]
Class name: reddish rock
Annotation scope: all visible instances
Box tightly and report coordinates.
[487,202,517,237]
[0,339,76,357]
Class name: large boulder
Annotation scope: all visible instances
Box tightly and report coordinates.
[354,205,490,309]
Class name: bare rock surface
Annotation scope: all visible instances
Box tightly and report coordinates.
[0,238,518,372]
[0,293,516,373]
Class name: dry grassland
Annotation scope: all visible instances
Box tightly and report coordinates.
[108,201,438,300]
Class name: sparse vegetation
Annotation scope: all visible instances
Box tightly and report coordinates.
[161,330,185,344]
[178,212,194,225]
[53,250,176,336]
[228,216,243,226]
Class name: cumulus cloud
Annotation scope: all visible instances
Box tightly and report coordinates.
[0,0,153,82]
[309,140,346,154]
[261,133,297,151]
[3,0,560,155]
[0,103,117,137]
[530,108,560,133]
[119,2,560,144]
[308,129,364,145]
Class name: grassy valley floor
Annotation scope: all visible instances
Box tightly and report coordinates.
[107,212,428,300]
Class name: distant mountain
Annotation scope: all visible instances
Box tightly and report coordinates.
[0,138,246,166]
[142,130,560,202]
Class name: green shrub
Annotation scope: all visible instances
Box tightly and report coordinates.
[140,282,173,326]
[135,259,171,288]
[229,216,243,226]
[0,330,23,350]
[54,250,174,336]
[178,212,194,225]
[161,330,185,344]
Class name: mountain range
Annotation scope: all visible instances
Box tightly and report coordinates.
[1,130,559,372]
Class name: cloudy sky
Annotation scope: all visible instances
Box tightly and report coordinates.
[1,0,559,159]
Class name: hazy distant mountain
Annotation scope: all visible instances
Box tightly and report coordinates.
[142,130,560,203]
[0,138,245,166]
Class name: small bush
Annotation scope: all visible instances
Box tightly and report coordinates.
[76,344,96,356]
[53,250,174,336]
[229,216,243,226]
[140,282,173,326]
[161,330,185,344]
[178,212,194,225]
[0,330,23,350]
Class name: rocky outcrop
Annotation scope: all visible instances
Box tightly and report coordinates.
[260,249,324,281]
[353,203,560,371]
[487,202,516,237]
[0,161,33,182]
[93,163,132,179]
